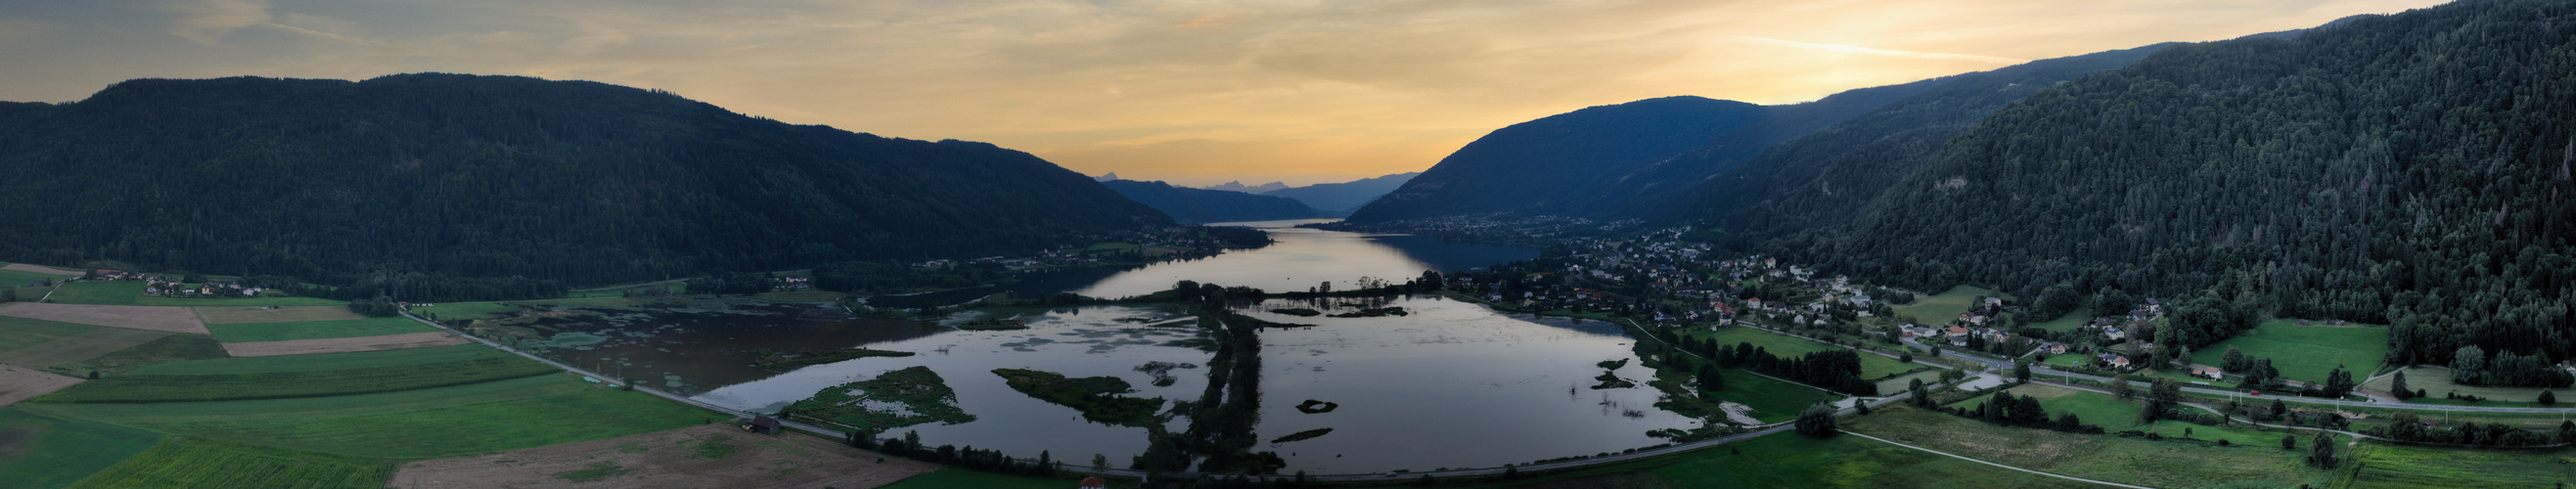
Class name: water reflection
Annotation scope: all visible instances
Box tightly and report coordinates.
[1074,219,1538,298]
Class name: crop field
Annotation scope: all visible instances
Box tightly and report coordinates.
[0,315,100,353]
[1,263,83,276]
[0,302,206,333]
[389,424,938,489]
[1700,368,1843,423]
[1436,430,2090,489]
[40,281,144,305]
[193,306,365,324]
[2336,442,2575,488]
[882,468,1132,489]
[42,334,227,377]
[2187,320,2387,383]
[0,408,165,489]
[20,375,712,459]
[0,365,86,406]
[66,436,395,489]
[1690,327,1915,379]
[1889,285,1996,325]
[220,332,469,357]
[127,343,504,375]
[204,317,438,342]
[1847,407,2333,488]
[2029,308,2092,333]
[132,295,344,307]
[36,347,556,403]
[2361,366,2550,403]
[0,328,170,370]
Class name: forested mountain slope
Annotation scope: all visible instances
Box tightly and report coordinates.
[0,74,1169,287]
[1100,180,1319,224]
[1345,97,1769,223]
[1592,78,1945,219]
[1816,0,2576,364]
[1690,43,2178,244]
[1259,172,1419,216]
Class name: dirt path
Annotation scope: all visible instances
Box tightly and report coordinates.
[0,303,206,333]
[220,332,469,357]
[388,423,936,489]
[0,364,84,407]
[0,263,81,276]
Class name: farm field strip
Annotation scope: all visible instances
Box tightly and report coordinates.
[38,281,145,305]
[19,375,715,459]
[203,317,439,342]
[387,424,937,489]
[0,316,101,353]
[133,295,346,307]
[1847,407,2335,488]
[0,407,165,489]
[0,365,86,407]
[0,328,171,370]
[128,343,508,375]
[219,332,469,357]
[0,263,83,276]
[0,302,206,333]
[37,352,558,403]
[2336,441,2576,488]
[65,436,396,489]
[42,334,230,378]
[193,306,365,324]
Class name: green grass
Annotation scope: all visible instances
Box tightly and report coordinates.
[1873,370,1944,397]
[20,375,711,459]
[1889,285,1995,325]
[1439,430,2091,489]
[883,468,1133,489]
[2360,366,2553,403]
[1847,407,2334,488]
[41,281,143,305]
[2187,319,2387,383]
[2336,441,2576,488]
[202,317,438,342]
[0,408,167,489]
[125,343,498,375]
[1951,383,2147,430]
[0,315,101,352]
[407,301,551,321]
[64,436,395,489]
[2029,308,2092,333]
[41,334,228,377]
[1689,327,1915,379]
[192,306,365,324]
[0,269,76,289]
[0,328,170,370]
[1703,368,1844,423]
[36,346,557,403]
[132,295,344,307]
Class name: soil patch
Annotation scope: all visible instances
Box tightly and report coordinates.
[221,332,471,357]
[387,423,935,489]
[0,263,81,276]
[0,364,85,407]
[194,306,367,324]
[0,303,206,333]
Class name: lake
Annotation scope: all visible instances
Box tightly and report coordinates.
[525,220,1701,473]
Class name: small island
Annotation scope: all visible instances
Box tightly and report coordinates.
[992,368,1166,426]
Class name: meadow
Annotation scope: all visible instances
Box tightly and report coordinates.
[1888,285,1997,325]
[2360,366,2551,403]
[42,344,555,402]
[40,333,228,377]
[0,269,75,289]
[192,306,364,324]
[1846,407,2335,488]
[203,317,440,342]
[0,315,101,352]
[20,375,711,459]
[65,437,396,489]
[2335,442,2575,488]
[881,468,1131,489]
[1690,327,1916,379]
[2028,308,2092,333]
[2186,319,2388,383]
[133,295,344,307]
[0,328,170,370]
[40,281,145,305]
[1423,429,2093,489]
[1703,368,1845,423]
[0,408,166,489]
[1951,383,2145,430]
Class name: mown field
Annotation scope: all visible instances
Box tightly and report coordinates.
[881,468,1135,489]
[1846,406,2335,488]
[0,408,166,489]
[20,374,711,459]
[1949,383,2146,430]
[66,437,395,489]
[2361,366,2551,404]
[0,328,170,370]
[1703,368,1845,423]
[2186,320,2388,383]
[134,295,344,307]
[0,270,75,289]
[39,281,145,305]
[1889,285,1996,325]
[35,346,557,403]
[0,315,100,352]
[1689,327,1915,379]
[40,333,228,377]
[2335,442,2576,488]
[203,317,439,342]
[193,306,364,324]
[1425,429,2093,489]
[2028,308,2091,333]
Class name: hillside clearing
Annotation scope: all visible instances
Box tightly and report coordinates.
[219,332,469,357]
[0,263,83,276]
[389,424,936,489]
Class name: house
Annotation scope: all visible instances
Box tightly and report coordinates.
[2043,342,2070,354]
[2191,367,2225,379]
[1944,326,1970,337]
[1079,476,1108,489]
[744,415,781,434]
[2099,354,2131,368]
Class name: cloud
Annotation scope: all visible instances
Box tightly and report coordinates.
[167,0,272,44]
[1722,35,2028,64]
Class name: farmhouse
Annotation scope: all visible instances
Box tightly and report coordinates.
[2099,354,2131,368]
[744,415,781,434]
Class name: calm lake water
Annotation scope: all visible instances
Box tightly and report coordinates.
[536,220,1696,473]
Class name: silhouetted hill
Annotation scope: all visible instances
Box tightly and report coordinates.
[1260,172,1420,216]
[1101,180,1320,224]
[1345,97,1770,222]
[0,73,1169,287]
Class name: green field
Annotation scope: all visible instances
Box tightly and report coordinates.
[1847,407,2333,488]
[37,347,557,403]
[192,306,364,324]
[203,317,438,342]
[65,436,396,489]
[2361,366,2552,403]
[41,333,228,377]
[21,375,710,459]
[0,408,167,489]
[2187,320,2388,383]
[2029,308,2092,333]
[41,281,144,305]
[0,269,76,289]
[1441,429,2090,489]
[406,301,528,320]
[1873,370,1944,396]
[126,344,496,375]
[1949,383,2147,430]
[882,468,1132,489]
[1690,327,1915,380]
[1889,285,1996,325]
[2336,441,2576,488]
[1703,368,1845,423]
[133,295,343,307]
[0,328,170,370]
[0,315,101,352]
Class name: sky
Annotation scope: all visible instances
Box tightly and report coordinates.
[0,0,2447,187]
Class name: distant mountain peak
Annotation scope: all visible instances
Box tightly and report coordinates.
[1095,172,1120,182]
[1198,181,1289,194]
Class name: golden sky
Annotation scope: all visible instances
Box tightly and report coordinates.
[0,0,2446,187]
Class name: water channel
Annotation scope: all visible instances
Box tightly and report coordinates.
[520,220,1701,473]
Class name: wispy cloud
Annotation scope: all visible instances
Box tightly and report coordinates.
[1723,35,2027,64]
[167,0,271,44]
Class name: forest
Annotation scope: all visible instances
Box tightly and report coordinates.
[0,73,1168,289]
